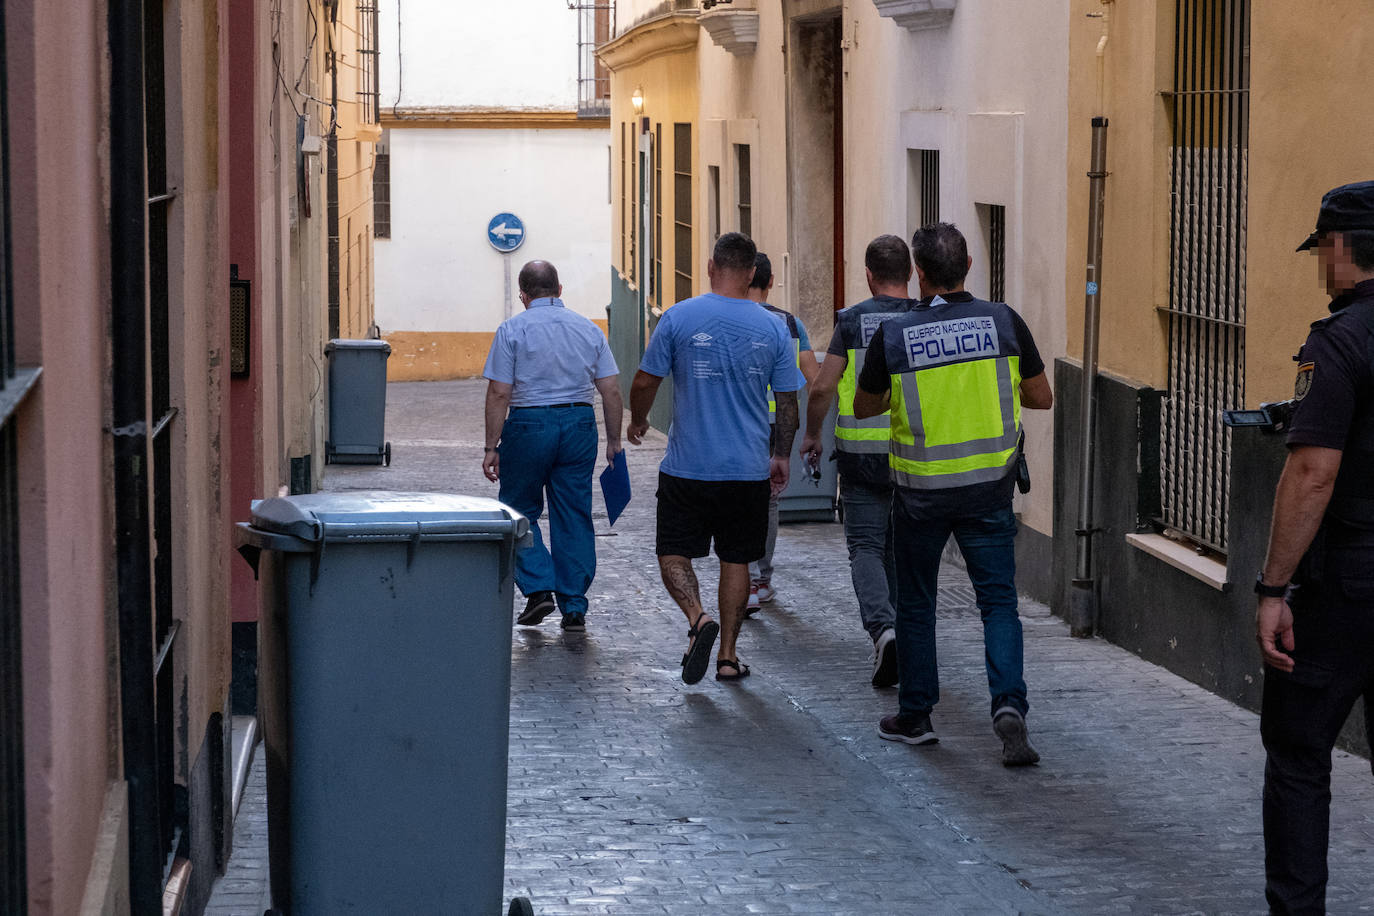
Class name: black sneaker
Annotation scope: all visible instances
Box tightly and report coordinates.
[878,712,938,745]
[516,591,556,627]
[871,628,898,688]
[993,707,1040,767]
[560,613,586,632]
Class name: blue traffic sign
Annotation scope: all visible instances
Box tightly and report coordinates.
[487,212,526,253]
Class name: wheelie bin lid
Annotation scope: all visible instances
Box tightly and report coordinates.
[245,491,528,546]
[325,338,392,355]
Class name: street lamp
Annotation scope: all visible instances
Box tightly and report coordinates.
[631,87,644,114]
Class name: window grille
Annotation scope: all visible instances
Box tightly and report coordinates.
[673,123,693,303]
[0,0,28,906]
[707,165,720,243]
[620,123,627,274]
[372,148,390,238]
[144,0,183,872]
[358,4,380,124]
[629,138,637,284]
[571,2,613,118]
[920,149,939,227]
[1160,0,1250,553]
[736,144,751,238]
[988,204,1005,303]
[653,123,662,305]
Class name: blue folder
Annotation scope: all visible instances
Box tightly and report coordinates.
[599,450,631,526]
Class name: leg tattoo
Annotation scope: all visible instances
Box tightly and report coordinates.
[659,555,704,621]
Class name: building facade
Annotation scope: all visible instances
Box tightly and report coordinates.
[374,0,613,381]
[1055,0,1372,753]
[601,0,1070,583]
[2,0,379,913]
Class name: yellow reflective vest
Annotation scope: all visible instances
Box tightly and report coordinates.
[878,295,1024,491]
[763,304,803,419]
[833,297,911,456]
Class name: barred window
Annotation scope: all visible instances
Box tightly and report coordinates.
[358,4,380,125]
[572,2,613,118]
[735,144,751,238]
[1159,0,1250,553]
[373,147,390,239]
[673,123,693,303]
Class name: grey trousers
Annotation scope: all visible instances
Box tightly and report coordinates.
[839,477,898,640]
[749,491,780,582]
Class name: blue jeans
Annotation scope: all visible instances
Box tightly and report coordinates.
[839,478,897,640]
[892,500,1027,720]
[497,406,598,616]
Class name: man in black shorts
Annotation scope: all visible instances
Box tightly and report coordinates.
[626,233,802,683]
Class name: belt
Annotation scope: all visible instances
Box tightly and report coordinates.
[511,402,593,410]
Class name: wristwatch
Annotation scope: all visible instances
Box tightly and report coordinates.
[1254,573,1288,598]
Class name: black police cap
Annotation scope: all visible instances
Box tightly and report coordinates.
[1297,180,1374,251]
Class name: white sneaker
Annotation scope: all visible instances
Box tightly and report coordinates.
[872,628,898,688]
[745,583,760,616]
[754,580,776,603]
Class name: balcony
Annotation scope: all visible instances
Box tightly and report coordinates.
[871,0,956,32]
[699,0,759,55]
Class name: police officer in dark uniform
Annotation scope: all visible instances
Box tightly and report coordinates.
[1257,180,1374,914]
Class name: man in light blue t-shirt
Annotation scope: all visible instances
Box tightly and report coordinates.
[626,233,801,685]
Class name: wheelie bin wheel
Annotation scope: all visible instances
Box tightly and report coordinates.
[384,441,392,466]
[509,897,535,916]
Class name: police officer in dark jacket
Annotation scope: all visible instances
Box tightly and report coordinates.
[1257,180,1374,915]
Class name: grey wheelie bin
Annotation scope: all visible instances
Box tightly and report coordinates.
[325,338,392,465]
[235,491,535,916]
[778,369,839,523]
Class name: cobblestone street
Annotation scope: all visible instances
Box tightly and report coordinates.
[210,379,1374,915]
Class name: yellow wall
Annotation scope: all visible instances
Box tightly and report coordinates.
[335,0,380,339]
[1246,0,1374,404]
[1067,0,1374,404]
[385,321,610,381]
[602,14,701,305]
[1065,0,1173,389]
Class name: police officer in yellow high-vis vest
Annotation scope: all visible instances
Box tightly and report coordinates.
[853,222,1053,765]
[801,235,914,687]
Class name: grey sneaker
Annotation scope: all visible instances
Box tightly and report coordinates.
[993,707,1040,766]
[878,712,938,745]
[872,628,898,688]
[517,590,556,627]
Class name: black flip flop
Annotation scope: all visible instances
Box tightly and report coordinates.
[715,658,751,681]
[680,617,719,685]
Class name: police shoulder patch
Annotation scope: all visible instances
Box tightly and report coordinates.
[1294,361,1314,400]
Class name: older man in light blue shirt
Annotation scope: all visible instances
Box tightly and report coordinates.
[483,260,622,631]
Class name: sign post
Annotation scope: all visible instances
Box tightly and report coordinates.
[487,212,526,320]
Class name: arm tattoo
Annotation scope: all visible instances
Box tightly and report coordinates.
[773,390,799,459]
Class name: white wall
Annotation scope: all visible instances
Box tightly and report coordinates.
[378,0,580,110]
[375,128,612,331]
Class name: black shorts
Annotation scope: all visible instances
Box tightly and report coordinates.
[655,472,770,564]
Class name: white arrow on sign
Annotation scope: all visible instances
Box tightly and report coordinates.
[491,222,524,240]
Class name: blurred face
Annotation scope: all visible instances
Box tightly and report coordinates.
[1316,233,1357,296]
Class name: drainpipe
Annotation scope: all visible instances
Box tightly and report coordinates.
[1070,2,1112,638]
[108,0,163,910]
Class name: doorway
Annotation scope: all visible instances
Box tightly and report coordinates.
[787,11,843,336]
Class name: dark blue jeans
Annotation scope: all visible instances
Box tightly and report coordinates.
[497,406,598,616]
[892,500,1028,720]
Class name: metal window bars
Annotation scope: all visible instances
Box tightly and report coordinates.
[372,149,391,238]
[570,2,614,118]
[989,204,1006,303]
[0,5,26,910]
[1160,0,1250,554]
[920,149,939,227]
[358,3,380,125]
[673,123,693,303]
